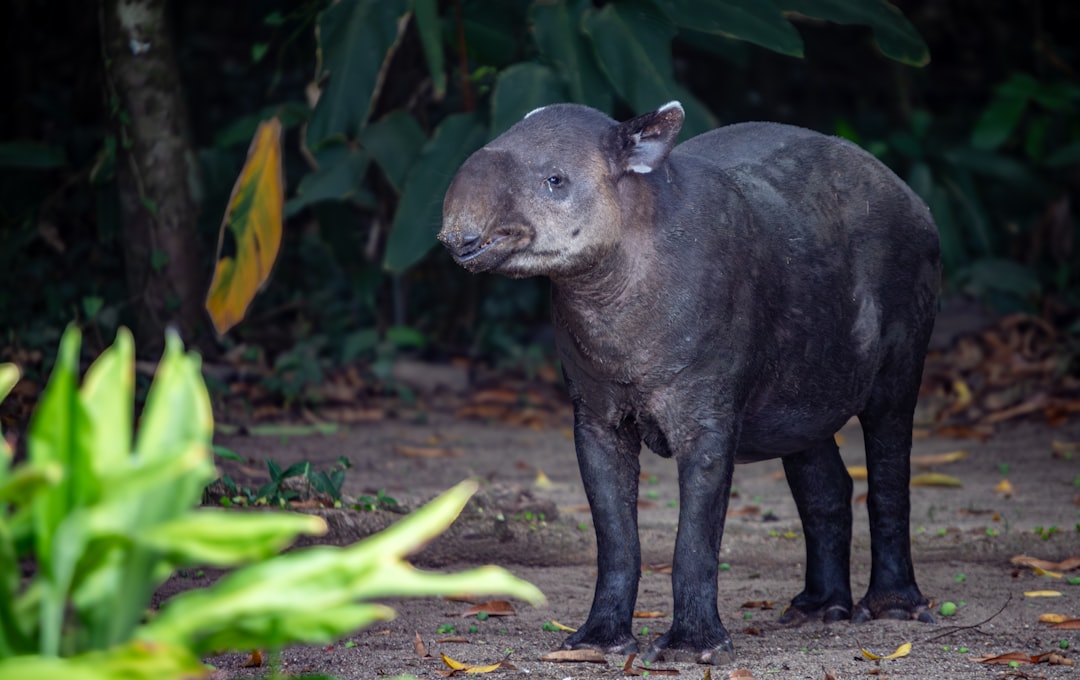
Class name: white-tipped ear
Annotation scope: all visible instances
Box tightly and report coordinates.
[611,101,685,175]
[525,106,548,119]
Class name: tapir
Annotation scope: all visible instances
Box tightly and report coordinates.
[438,101,940,664]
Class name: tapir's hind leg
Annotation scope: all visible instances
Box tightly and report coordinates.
[854,361,933,623]
[779,438,854,625]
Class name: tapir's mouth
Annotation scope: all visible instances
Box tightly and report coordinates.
[448,225,532,272]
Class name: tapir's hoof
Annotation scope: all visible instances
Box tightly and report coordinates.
[778,603,851,626]
[561,630,638,655]
[852,591,934,624]
[643,629,735,665]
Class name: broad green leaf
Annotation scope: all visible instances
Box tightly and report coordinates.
[662,0,803,57]
[136,509,327,567]
[490,63,568,137]
[206,117,284,336]
[778,0,929,66]
[0,640,207,680]
[412,0,446,97]
[0,141,67,169]
[958,258,1042,300]
[971,91,1029,150]
[141,481,544,654]
[0,363,18,410]
[583,0,676,117]
[285,148,373,217]
[383,113,487,272]
[532,0,613,113]
[583,0,717,138]
[79,328,133,481]
[361,111,427,193]
[1045,140,1080,167]
[306,0,410,151]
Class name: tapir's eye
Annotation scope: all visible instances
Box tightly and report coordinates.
[546,175,563,187]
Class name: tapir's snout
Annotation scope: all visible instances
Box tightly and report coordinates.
[436,227,484,261]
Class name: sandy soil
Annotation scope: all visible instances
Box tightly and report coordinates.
[164,401,1080,680]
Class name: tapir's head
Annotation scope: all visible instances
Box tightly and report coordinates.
[439,101,685,278]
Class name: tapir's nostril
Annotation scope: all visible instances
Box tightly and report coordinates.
[440,229,483,254]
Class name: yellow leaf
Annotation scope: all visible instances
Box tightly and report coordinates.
[847,465,868,480]
[535,468,552,488]
[1025,590,1063,597]
[205,117,284,335]
[952,378,972,408]
[1039,613,1069,623]
[834,432,846,446]
[910,472,962,487]
[439,653,501,673]
[1033,567,1062,578]
[861,642,912,660]
[547,620,577,632]
[911,450,968,467]
[994,479,1015,496]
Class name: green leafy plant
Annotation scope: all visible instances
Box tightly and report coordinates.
[0,327,543,678]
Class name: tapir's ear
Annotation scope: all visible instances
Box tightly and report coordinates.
[609,101,684,175]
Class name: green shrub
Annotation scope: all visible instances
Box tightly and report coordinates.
[0,327,543,678]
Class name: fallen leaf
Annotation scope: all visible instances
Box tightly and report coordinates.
[1049,619,1080,630]
[534,468,552,488]
[727,670,755,679]
[539,649,607,663]
[414,631,430,658]
[970,651,1039,664]
[644,563,673,574]
[994,479,1015,496]
[1011,554,1080,571]
[1047,652,1076,666]
[460,600,516,617]
[739,601,774,610]
[1033,567,1062,578]
[394,444,463,459]
[439,652,502,674]
[911,450,968,467]
[1038,613,1069,623]
[633,610,669,618]
[861,642,912,660]
[622,653,680,676]
[1024,590,1063,597]
[545,620,577,632]
[727,505,761,517]
[847,465,868,480]
[436,637,471,643]
[910,472,962,487]
[834,432,846,446]
[242,650,263,668]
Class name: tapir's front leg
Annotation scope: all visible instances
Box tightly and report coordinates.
[562,414,643,654]
[645,427,737,665]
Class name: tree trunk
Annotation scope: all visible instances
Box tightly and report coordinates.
[101,0,206,355]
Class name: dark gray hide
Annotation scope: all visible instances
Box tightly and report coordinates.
[439,102,940,664]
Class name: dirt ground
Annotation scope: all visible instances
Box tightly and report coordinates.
[166,392,1080,680]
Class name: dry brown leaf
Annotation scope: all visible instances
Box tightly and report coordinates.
[727,670,755,679]
[1011,554,1080,571]
[637,499,657,509]
[1047,652,1075,666]
[622,653,679,676]
[436,637,471,643]
[414,631,430,658]
[739,600,774,610]
[911,450,968,467]
[394,444,463,459]
[970,651,1039,664]
[727,505,761,517]
[644,562,673,574]
[1038,613,1070,623]
[1049,619,1080,630]
[633,610,669,618]
[538,649,607,663]
[242,650,263,668]
[460,600,516,617]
